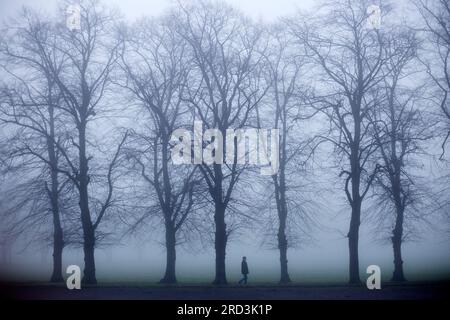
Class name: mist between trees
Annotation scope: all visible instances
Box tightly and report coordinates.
[0,0,449,285]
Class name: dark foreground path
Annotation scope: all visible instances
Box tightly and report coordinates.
[1,282,449,300]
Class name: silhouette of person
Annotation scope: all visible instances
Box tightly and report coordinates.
[238,256,249,285]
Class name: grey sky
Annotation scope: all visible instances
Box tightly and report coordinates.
[0,0,315,22]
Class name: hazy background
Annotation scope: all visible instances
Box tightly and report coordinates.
[0,0,449,284]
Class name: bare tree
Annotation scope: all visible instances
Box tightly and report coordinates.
[175,1,267,285]
[117,16,200,284]
[288,0,392,283]
[262,24,316,283]
[415,0,450,158]
[369,29,432,282]
[36,0,128,284]
[0,8,70,282]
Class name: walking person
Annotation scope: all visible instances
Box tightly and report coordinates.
[238,256,249,285]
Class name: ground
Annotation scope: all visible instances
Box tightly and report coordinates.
[1,281,449,300]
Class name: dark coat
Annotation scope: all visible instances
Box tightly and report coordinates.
[241,260,249,274]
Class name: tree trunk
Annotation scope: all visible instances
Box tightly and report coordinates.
[160,223,177,284]
[78,124,97,285]
[213,203,227,285]
[82,228,96,284]
[277,188,291,284]
[348,200,361,284]
[50,207,64,282]
[47,130,64,283]
[348,137,362,285]
[278,229,291,284]
[274,113,291,284]
[391,206,406,282]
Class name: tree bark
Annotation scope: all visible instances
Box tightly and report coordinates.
[348,204,361,284]
[348,171,361,284]
[82,229,96,284]
[47,107,64,283]
[213,202,228,285]
[274,176,291,284]
[390,152,406,282]
[78,123,97,285]
[391,206,406,282]
[50,211,64,283]
[49,179,64,283]
[160,223,177,284]
[348,118,362,285]
[278,227,291,284]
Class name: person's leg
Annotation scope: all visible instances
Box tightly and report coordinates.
[244,274,247,284]
[238,275,243,284]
